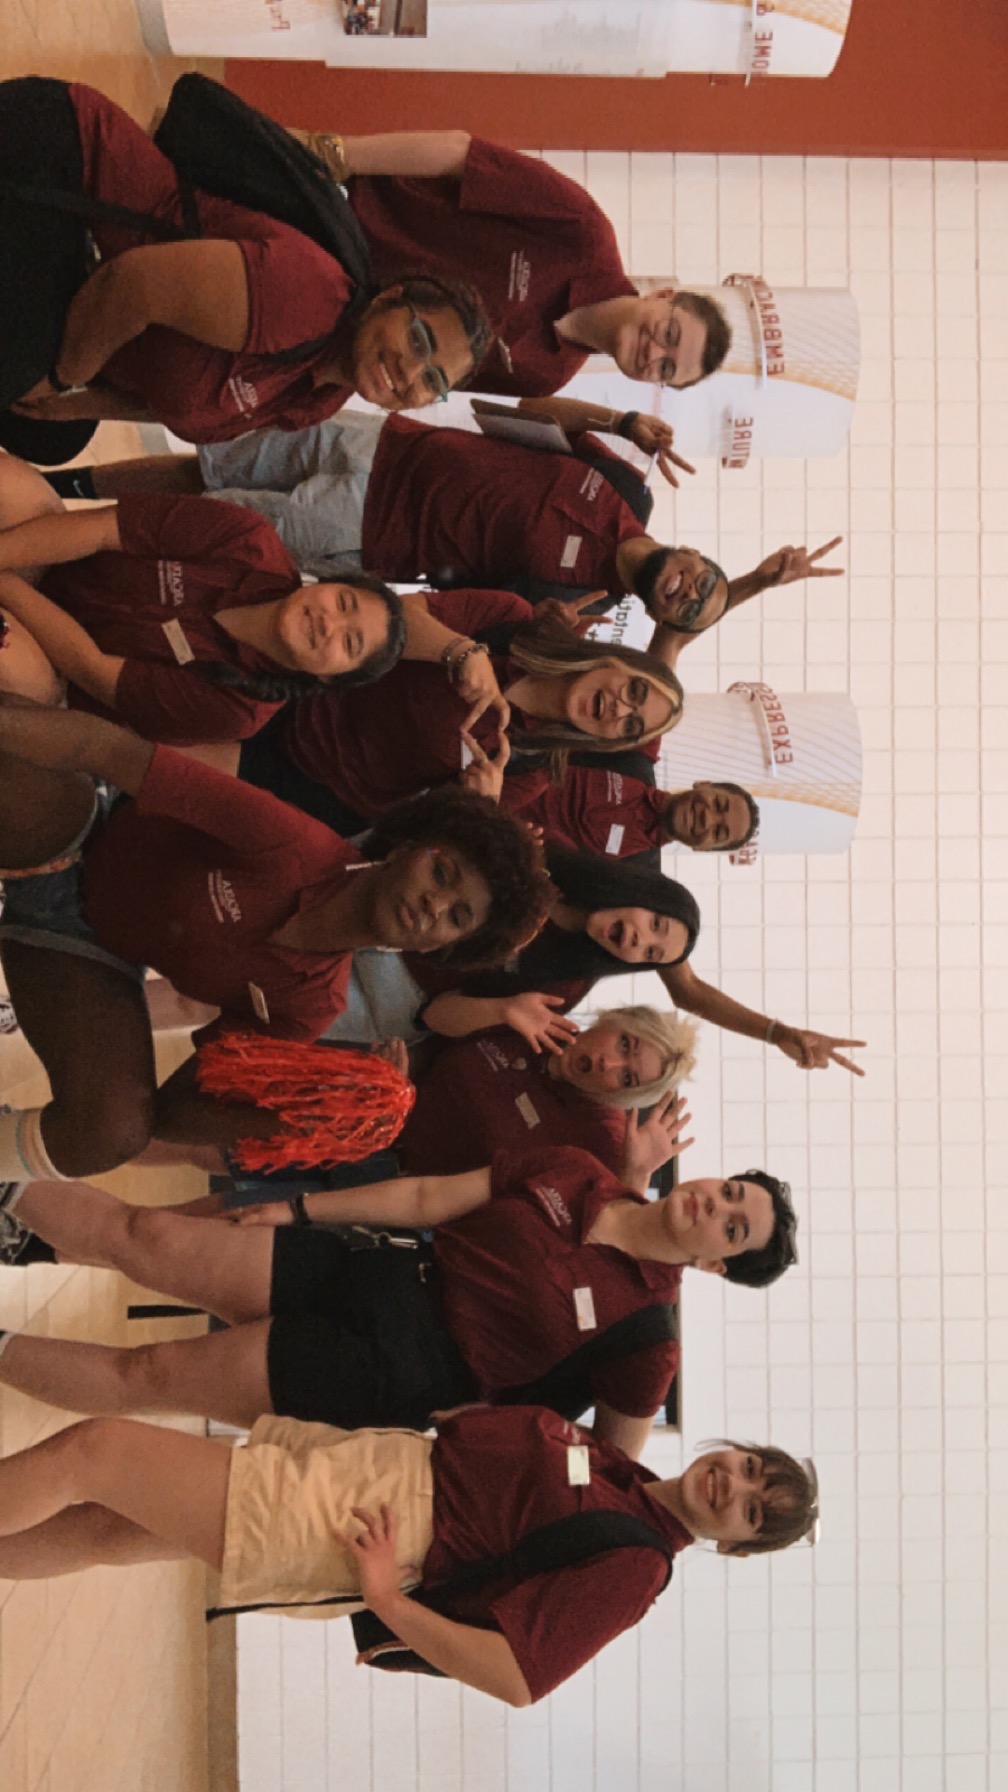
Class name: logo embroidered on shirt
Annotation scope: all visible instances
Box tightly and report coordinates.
[605,772,624,803]
[227,372,260,416]
[578,468,604,502]
[156,559,185,609]
[529,1180,572,1229]
[207,870,242,924]
[508,250,532,304]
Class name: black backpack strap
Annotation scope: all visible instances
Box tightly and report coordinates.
[576,447,654,530]
[492,1301,678,1420]
[351,1506,676,1673]
[0,178,187,243]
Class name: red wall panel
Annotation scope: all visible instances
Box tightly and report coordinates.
[225,1,1008,160]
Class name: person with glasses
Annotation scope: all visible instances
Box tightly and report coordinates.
[182,588,684,838]
[0,1141,797,1464]
[68,405,840,640]
[0,1395,816,1701]
[1,78,491,472]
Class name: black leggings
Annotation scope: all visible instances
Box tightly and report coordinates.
[0,79,97,454]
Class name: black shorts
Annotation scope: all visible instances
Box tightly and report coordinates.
[238,713,368,836]
[266,1228,477,1430]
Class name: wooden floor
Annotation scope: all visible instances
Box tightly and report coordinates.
[0,5,222,1790]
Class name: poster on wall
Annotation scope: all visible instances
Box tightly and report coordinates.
[146,0,854,77]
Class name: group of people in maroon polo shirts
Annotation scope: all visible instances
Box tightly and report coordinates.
[0,76,837,1708]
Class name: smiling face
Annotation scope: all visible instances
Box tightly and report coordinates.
[678,1448,773,1551]
[556,1022,666,1098]
[634,546,729,634]
[351,294,474,410]
[609,290,711,388]
[664,782,753,852]
[564,666,675,743]
[275,582,391,679]
[664,1176,774,1272]
[373,845,491,952]
[585,906,690,966]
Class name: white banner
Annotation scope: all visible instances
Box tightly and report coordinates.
[148,0,854,76]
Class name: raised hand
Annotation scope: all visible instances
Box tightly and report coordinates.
[756,537,844,588]
[625,414,696,489]
[459,727,510,802]
[775,1023,866,1077]
[623,1091,695,1189]
[500,991,581,1055]
[534,589,610,639]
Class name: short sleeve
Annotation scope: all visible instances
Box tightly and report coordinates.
[112,661,281,745]
[425,589,534,636]
[487,1552,668,1703]
[238,228,354,357]
[591,1336,680,1420]
[113,494,298,582]
[460,140,608,228]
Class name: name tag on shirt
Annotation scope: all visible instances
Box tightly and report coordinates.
[515,1092,540,1130]
[567,1444,591,1486]
[248,982,270,1023]
[560,533,582,571]
[162,619,195,665]
[605,823,625,855]
[573,1286,597,1332]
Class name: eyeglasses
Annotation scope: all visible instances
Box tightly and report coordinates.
[405,308,450,405]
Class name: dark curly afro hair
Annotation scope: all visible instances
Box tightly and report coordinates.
[365,787,552,971]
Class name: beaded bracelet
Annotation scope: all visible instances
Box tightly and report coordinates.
[440,635,469,671]
[448,641,491,683]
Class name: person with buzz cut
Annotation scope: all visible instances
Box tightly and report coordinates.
[503,749,759,860]
[286,126,731,397]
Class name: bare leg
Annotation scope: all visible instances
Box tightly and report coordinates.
[0,611,65,705]
[0,1322,275,1429]
[0,1417,231,1570]
[0,1503,185,1580]
[132,1139,227,1176]
[0,452,64,581]
[2,942,158,1175]
[91,454,204,499]
[0,746,95,869]
[14,1178,274,1323]
[154,1055,287,1152]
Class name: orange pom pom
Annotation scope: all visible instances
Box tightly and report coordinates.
[195,1032,415,1173]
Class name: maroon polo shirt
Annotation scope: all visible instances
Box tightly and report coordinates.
[279,587,549,812]
[501,763,667,858]
[45,494,300,743]
[433,1145,681,1418]
[361,419,643,587]
[81,747,361,1040]
[70,85,354,442]
[428,1405,691,1702]
[407,917,594,1017]
[397,1028,628,1176]
[349,137,637,398]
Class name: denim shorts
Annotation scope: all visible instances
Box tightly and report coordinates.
[0,786,144,983]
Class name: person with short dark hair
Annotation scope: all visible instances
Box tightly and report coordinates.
[0,1401,817,1703]
[0,80,489,463]
[288,127,731,396]
[506,761,760,859]
[0,1139,797,1462]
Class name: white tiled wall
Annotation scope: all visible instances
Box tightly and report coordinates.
[236,150,1008,1791]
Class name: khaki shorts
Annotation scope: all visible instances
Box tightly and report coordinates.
[218,1416,435,1618]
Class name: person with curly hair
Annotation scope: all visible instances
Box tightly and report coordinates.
[0,79,490,467]
[0,702,550,1185]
